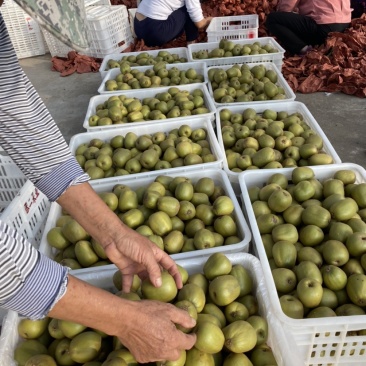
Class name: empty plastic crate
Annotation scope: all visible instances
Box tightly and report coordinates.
[85,5,133,58]
[206,15,259,42]
[42,5,133,58]
[1,180,50,249]
[0,154,27,213]
[1,0,46,59]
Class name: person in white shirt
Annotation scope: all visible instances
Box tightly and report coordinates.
[134,0,213,46]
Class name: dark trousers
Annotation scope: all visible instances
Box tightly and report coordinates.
[134,6,198,47]
[265,12,350,55]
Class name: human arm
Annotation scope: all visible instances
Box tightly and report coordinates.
[277,0,300,12]
[56,182,183,291]
[0,220,195,363]
[48,275,197,363]
[194,16,213,29]
[0,13,181,291]
[0,11,195,363]
[184,0,212,29]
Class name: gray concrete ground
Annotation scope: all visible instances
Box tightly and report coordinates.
[19,54,366,170]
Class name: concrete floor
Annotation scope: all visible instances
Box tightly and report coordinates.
[19,54,366,170]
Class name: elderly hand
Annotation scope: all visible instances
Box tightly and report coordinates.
[49,276,197,364]
[57,183,182,292]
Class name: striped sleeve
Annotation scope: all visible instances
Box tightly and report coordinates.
[0,13,89,202]
[0,13,84,317]
[0,220,69,319]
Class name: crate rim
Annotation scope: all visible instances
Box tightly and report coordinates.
[99,46,189,79]
[38,169,252,275]
[0,252,303,366]
[98,61,208,94]
[69,116,224,184]
[187,36,286,60]
[215,100,342,181]
[207,61,296,106]
[239,162,366,328]
[83,83,216,131]
[206,14,259,38]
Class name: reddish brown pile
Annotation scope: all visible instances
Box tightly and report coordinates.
[51,51,101,77]
[201,0,277,36]
[282,15,366,97]
[111,0,137,8]
[52,2,366,98]
[122,30,208,52]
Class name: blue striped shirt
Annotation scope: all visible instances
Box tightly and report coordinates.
[0,12,89,319]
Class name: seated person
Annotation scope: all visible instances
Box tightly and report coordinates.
[351,0,366,18]
[265,0,352,55]
[134,0,213,47]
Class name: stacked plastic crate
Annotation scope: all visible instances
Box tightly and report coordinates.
[0,0,47,59]
[42,1,134,58]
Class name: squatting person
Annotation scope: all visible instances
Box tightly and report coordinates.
[265,0,352,55]
[134,0,213,46]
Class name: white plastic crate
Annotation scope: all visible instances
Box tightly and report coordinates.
[85,5,133,58]
[41,28,73,58]
[83,83,216,131]
[1,181,50,321]
[0,154,27,213]
[0,180,50,250]
[0,153,28,324]
[207,62,296,107]
[38,169,251,276]
[239,163,366,366]
[70,115,223,181]
[42,5,133,58]
[188,37,285,70]
[216,101,342,194]
[0,252,303,366]
[1,0,46,59]
[99,47,189,79]
[206,15,259,42]
[98,61,208,94]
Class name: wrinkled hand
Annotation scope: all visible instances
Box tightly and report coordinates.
[56,183,182,293]
[119,300,197,363]
[103,227,182,292]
